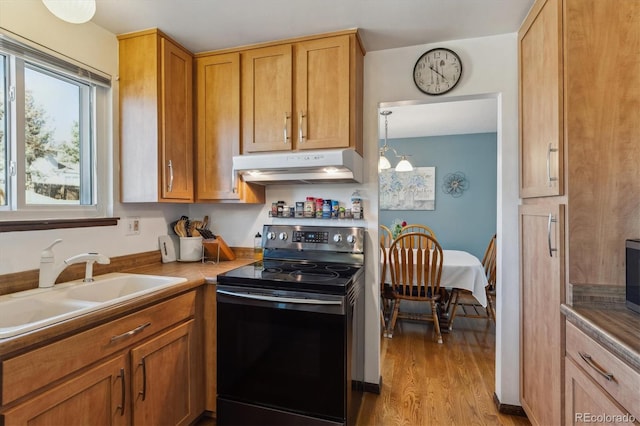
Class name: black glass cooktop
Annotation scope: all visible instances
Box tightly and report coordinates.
[217,259,363,294]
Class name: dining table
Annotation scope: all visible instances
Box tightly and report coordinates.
[383,248,488,308]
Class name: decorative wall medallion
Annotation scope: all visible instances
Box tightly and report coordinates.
[442,172,468,198]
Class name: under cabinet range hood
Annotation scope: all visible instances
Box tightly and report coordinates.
[233,149,363,184]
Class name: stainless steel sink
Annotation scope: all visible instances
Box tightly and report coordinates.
[0,273,187,339]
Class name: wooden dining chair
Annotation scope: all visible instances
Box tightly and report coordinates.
[386,232,444,343]
[400,224,437,240]
[379,224,393,248]
[448,234,497,329]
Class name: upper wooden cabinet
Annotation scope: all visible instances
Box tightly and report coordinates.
[518,0,563,198]
[118,29,194,203]
[241,44,293,153]
[194,53,264,203]
[240,30,364,154]
[520,0,640,285]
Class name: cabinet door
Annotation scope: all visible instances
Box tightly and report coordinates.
[518,0,564,198]
[2,355,128,426]
[242,44,293,153]
[195,53,265,203]
[131,320,195,426]
[160,38,194,201]
[119,31,161,203]
[295,36,350,150]
[195,53,241,200]
[565,358,634,425]
[520,203,565,426]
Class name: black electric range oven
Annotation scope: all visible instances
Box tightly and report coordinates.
[216,224,365,426]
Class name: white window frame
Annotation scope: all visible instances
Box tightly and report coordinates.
[0,32,112,222]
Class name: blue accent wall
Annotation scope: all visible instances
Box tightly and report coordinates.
[379,132,497,259]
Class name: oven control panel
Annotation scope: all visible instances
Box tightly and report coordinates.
[263,225,364,253]
[292,231,329,243]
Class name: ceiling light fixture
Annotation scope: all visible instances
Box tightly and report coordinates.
[378,110,413,172]
[42,0,96,24]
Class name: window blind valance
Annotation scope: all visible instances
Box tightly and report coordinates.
[0,30,111,88]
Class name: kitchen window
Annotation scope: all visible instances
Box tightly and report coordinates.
[0,32,112,226]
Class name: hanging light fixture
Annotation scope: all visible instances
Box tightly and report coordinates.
[395,156,414,172]
[42,0,96,24]
[378,110,413,172]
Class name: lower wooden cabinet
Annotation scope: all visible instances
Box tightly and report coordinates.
[565,321,639,424]
[131,321,195,426]
[565,358,635,426]
[1,290,203,426]
[2,355,128,425]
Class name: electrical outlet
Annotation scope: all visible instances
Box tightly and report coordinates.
[126,217,140,236]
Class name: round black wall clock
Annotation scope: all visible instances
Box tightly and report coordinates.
[413,48,463,95]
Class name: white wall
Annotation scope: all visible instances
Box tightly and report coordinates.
[364,35,521,405]
[0,0,521,407]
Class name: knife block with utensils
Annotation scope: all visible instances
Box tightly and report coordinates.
[198,228,236,261]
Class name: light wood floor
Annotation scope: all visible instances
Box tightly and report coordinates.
[357,317,531,426]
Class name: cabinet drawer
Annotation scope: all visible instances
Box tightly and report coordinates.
[565,321,640,419]
[2,291,195,406]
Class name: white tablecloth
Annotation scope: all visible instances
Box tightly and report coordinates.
[383,249,488,307]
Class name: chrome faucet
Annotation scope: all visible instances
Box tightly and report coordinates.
[39,239,111,288]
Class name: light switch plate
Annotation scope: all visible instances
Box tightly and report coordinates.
[158,235,177,263]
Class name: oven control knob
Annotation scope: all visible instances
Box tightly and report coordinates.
[278,232,288,241]
[267,231,277,240]
[333,234,342,243]
[347,235,357,244]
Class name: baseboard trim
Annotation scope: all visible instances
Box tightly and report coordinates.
[363,377,382,394]
[493,393,527,417]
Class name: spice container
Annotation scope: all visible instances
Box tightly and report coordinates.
[322,199,332,219]
[315,198,324,218]
[331,200,340,218]
[351,195,362,219]
[295,202,304,218]
[304,197,315,218]
[277,201,285,217]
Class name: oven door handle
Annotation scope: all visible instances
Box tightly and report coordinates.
[217,289,342,305]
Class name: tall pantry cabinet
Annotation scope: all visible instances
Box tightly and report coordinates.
[519,0,640,425]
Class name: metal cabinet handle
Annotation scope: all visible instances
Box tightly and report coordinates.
[231,169,237,193]
[547,213,558,257]
[546,143,558,186]
[139,357,147,401]
[299,111,306,143]
[118,367,126,416]
[167,160,174,192]
[579,352,614,382]
[283,112,291,144]
[110,322,151,343]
